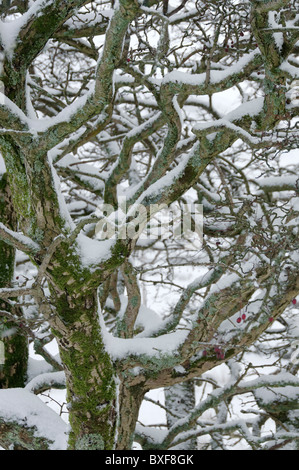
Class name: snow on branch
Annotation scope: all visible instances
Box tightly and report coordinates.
[253,175,299,192]
[161,49,262,92]
[98,296,189,365]
[0,98,31,134]
[32,0,140,150]
[160,371,299,449]
[0,0,88,63]
[153,267,228,337]
[0,388,67,450]
[25,371,66,395]
[57,8,112,39]
[0,222,40,255]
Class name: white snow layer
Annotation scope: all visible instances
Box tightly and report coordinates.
[0,388,67,450]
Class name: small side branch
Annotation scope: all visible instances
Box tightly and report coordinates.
[0,222,40,255]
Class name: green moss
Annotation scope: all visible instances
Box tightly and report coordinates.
[53,298,118,450]
[0,173,28,389]
[130,295,139,307]
[0,138,32,223]
[0,323,28,388]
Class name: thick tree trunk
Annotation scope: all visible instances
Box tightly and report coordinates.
[49,287,142,450]
[0,173,28,389]
[49,290,117,449]
[116,382,144,450]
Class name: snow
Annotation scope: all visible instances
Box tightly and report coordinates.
[64,8,113,30]
[0,156,6,175]
[257,175,299,189]
[0,0,55,59]
[131,142,200,204]
[0,222,40,253]
[240,372,299,393]
[254,385,299,405]
[194,119,260,145]
[25,371,66,394]
[169,8,198,24]
[48,156,75,230]
[135,421,167,445]
[98,298,189,361]
[0,82,95,137]
[162,50,260,87]
[223,97,264,122]
[27,357,55,383]
[281,60,299,79]
[75,232,115,269]
[102,327,189,361]
[172,96,184,129]
[268,12,284,52]
[192,97,265,145]
[31,84,95,134]
[56,154,106,193]
[135,304,165,337]
[0,388,67,450]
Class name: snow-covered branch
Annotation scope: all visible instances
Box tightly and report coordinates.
[0,222,40,255]
[0,388,67,450]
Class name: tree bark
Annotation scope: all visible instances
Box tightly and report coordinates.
[165,381,197,450]
[48,284,143,450]
[48,289,117,450]
[0,173,28,389]
[116,382,144,450]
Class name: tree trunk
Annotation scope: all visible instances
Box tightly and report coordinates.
[164,380,197,450]
[0,173,28,389]
[116,381,144,450]
[48,289,116,449]
[49,287,143,450]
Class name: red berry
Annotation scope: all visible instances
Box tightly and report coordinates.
[292,298,297,305]
[127,58,130,62]
[216,350,225,360]
[237,317,242,324]
[240,32,244,37]
[242,313,246,321]
[202,350,207,357]
[269,317,274,323]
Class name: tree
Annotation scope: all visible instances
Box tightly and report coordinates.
[0,0,298,450]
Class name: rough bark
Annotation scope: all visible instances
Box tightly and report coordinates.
[48,289,117,450]
[165,381,197,450]
[0,0,298,451]
[0,173,28,389]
